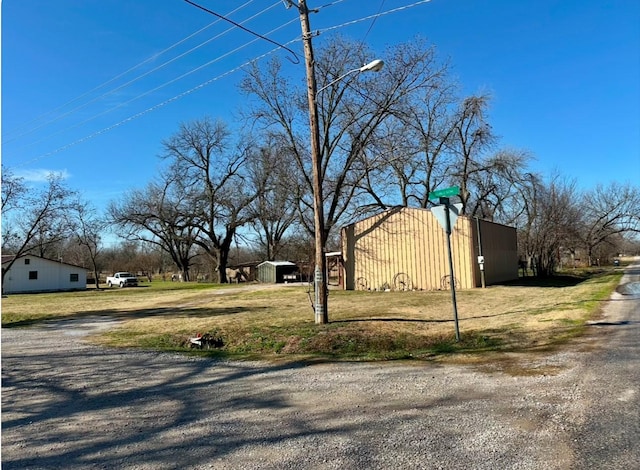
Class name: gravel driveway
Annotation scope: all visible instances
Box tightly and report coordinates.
[2,265,639,470]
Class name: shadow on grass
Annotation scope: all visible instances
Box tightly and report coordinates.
[2,305,267,329]
[505,267,624,288]
[504,275,586,288]
[333,317,452,324]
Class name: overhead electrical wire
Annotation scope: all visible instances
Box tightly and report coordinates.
[12,0,432,166]
[15,29,304,166]
[319,0,432,35]
[17,43,295,166]
[10,3,295,153]
[2,0,263,143]
[184,0,300,63]
[361,0,386,45]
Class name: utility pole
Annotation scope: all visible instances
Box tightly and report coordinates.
[297,0,328,324]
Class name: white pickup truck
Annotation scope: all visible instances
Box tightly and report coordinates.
[106,272,139,288]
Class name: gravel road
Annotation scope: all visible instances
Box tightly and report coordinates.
[2,265,639,469]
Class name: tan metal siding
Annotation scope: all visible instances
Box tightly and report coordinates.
[345,207,480,291]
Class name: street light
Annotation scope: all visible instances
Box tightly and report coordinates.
[310,59,384,324]
[317,59,385,93]
[298,3,384,325]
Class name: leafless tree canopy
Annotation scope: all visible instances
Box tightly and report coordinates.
[161,117,257,283]
[108,174,201,282]
[1,170,77,286]
[245,135,303,260]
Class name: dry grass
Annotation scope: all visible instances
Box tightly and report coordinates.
[1,271,621,361]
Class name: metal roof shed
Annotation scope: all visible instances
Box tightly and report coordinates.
[256,261,298,284]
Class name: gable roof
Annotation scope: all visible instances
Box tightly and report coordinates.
[1,254,87,270]
[257,260,297,268]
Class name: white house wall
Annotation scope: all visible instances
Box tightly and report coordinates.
[2,256,87,294]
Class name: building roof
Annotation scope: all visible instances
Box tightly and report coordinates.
[1,255,16,265]
[1,254,87,270]
[257,260,297,268]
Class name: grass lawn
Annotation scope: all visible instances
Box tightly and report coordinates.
[1,269,622,362]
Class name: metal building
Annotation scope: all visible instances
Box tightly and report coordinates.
[341,207,518,291]
[256,261,299,284]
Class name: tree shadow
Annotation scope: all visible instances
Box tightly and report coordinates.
[2,305,268,329]
[503,275,586,288]
[1,330,485,469]
[1,343,337,468]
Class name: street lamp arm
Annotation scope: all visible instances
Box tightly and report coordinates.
[317,59,384,94]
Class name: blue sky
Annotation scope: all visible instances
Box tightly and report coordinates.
[3,0,639,214]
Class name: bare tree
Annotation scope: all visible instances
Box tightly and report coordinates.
[579,182,640,265]
[241,37,451,237]
[162,117,257,283]
[1,170,76,287]
[516,174,581,277]
[450,95,496,214]
[108,174,200,282]
[465,148,534,222]
[100,241,151,276]
[246,136,302,260]
[1,166,27,213]
[70,200,105,289]
[356,48,458,210]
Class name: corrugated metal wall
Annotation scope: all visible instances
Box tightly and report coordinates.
[472,218,519,285]
[257,263,276,283]
[342,207,519,290]
[256,262,298,284]
[342,207,476,291]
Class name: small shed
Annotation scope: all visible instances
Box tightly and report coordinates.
[2,254,88,294]
[256,261,298,284]
[341,206,518,291]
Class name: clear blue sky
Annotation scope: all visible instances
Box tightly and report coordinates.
[3,0,640,213]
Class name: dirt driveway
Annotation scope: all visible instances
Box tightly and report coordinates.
[2,267,639,470]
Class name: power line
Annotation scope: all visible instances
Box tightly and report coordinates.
[11,0,433,166]
[319,0,432,35]
[2,0,261,143]
[9,3,294,154]
[361,0,386,45]
[184,0,300,63]
[16,41,299,167]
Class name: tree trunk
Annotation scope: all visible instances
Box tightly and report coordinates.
[217,249,229,283]
[93,268,100,290]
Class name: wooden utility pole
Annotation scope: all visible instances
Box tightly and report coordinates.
[297,0,328,324]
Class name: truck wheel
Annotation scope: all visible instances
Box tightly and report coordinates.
[120,282,125,288]
[107,281,112,288]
